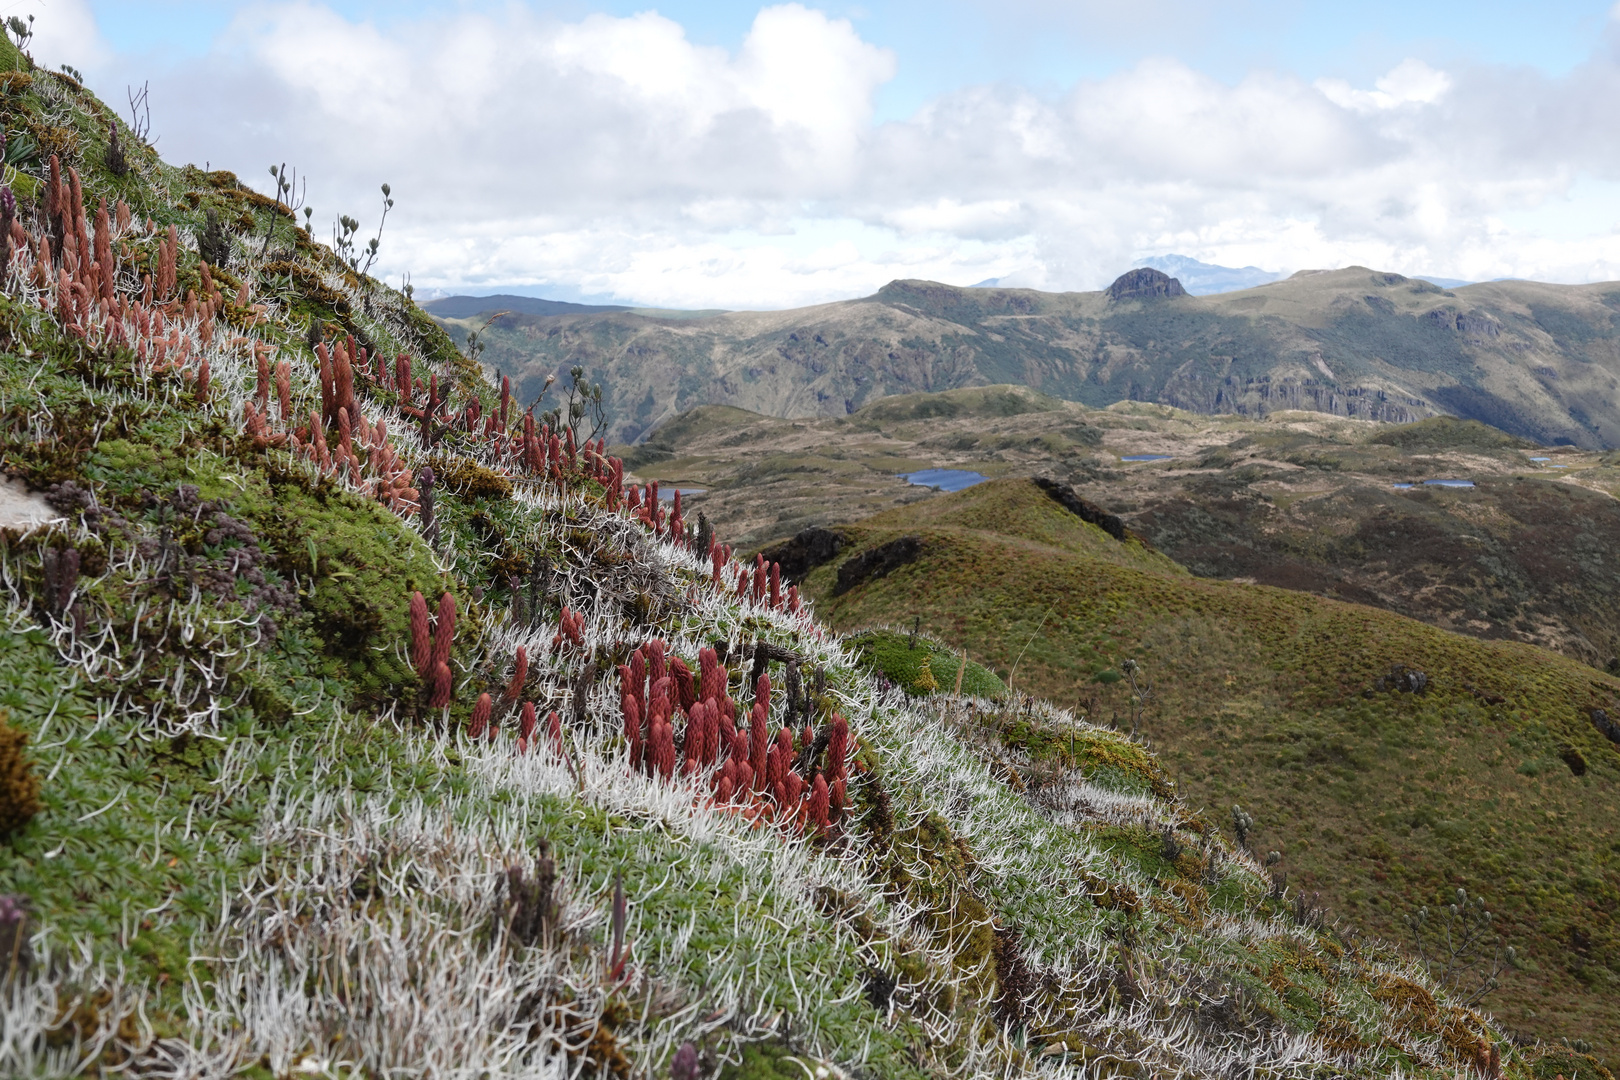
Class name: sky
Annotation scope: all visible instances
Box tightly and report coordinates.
[22,0,1620,308]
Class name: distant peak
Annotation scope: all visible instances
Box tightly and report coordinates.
[1107,267,1186,302]
[1133,255,1283,295]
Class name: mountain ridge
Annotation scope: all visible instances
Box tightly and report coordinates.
[439,268,1620,449]
[422,293,635,318]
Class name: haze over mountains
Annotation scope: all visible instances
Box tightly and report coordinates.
[1131,255,1287,295]
[431,265,1620,449]
[1127,256,1468,295]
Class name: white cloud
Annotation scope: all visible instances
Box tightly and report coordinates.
[1316,58,1452,113]
[56,2,1620,307]
[15,0,110,72]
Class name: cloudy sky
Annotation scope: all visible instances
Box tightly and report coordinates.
[27,0,1620,307]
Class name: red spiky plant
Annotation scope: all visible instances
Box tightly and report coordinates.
[468,693,492,739]
[504,647,528,704]
[409,592,432,677]
[519,702,537,749]
[552,606,586,651]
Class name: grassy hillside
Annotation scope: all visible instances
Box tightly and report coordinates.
[616,386,1620,672]
[440,267,1620,449]
[0,33,1593,1080]
[798,478,1620,1056]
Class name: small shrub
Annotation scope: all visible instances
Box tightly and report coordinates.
[0,710,41,837]
[848,629,1005,698]
[435,457,513,501]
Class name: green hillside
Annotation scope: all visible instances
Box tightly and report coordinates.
[798,478,1620,1056]
[0,31,1607,1080]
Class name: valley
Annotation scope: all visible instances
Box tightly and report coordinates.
[618,387,1620,668]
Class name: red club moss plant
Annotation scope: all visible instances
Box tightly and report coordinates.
[504,647,528,703]
[468,693,492,739]
[429,661,453,710]
[431,592,457,674]
[546,710,564,754]
[409,591,432,677]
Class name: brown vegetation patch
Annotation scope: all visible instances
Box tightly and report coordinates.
[0,710,40,837]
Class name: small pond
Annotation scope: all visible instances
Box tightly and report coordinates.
[1392,483,1414,489]
[1120,454,1172,462]
[657,487,707,501]
[899,469,988,492]
[1423,479,1476,489]
[1529,456,1551,462]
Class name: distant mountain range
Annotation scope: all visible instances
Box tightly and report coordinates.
[1130,255,1286,294]
[422,294,634,319]
[1127,255,1471,295]
[973,257,1469,295]
[431,266,1620,448]
[423,294,728,321]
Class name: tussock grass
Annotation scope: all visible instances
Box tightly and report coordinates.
[806,477,1620,1058]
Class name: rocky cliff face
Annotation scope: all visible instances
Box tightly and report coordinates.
[1105,267,1188,301]
[441,269,1620,448]
[1162,376,1427,423]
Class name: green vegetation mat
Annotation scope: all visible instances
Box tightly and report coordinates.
[847,628,1007,698]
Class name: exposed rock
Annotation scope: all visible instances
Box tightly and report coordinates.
[1106,267,1186,302]
[1368,665,1428,695]
[1423,308,1503,340]
[761,526,846,584]
[1591,707,1620,746]
[1032,476,1138,544]
[1424,308,1456,329]
[1456,311,1502,339]
[1163,377,1426,424]
[0,477,62,531]
[832,536,921,596]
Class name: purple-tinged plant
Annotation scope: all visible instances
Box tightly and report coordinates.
[409,591,431,678]
[671,1042,699,1080]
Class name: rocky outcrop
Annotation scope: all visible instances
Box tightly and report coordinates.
[1422,308,1503,340]
[832,537,922,596]
[1163,377,1428,424]
[760,526,847,583]
[1106,268,1186,302]
[1456,311,1502,339]
[1032,477,1142,545]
